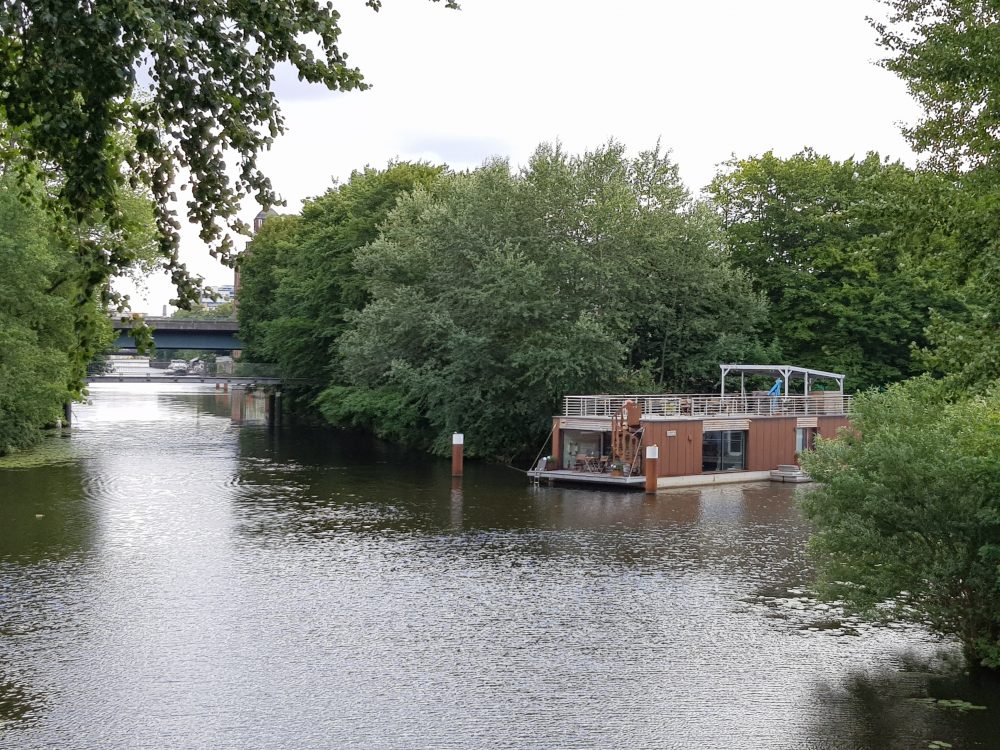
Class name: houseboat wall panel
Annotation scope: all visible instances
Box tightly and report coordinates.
[642,420,703,477]
[817,416,851,438]
[746,416,798,471]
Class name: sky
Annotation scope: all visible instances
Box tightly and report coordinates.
[121,0,922,313]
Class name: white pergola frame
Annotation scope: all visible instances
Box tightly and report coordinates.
[719,364,845,398]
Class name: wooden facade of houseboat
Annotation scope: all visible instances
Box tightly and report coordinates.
[528,364,852,490]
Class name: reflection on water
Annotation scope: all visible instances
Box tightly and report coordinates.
[808,654,1000,750]
[0,384,997,749]
[0,462,92,562]
[0,674,40,730]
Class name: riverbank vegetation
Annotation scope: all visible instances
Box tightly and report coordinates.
[797,0,1000,671]
[801,380,1000,669]
[237,141,973,459]
[1,0,999,675]
[0,0,456,455]
[240,143,773,458]
[0,169,157,455]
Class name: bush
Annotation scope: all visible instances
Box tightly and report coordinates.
[800,378,1000,670]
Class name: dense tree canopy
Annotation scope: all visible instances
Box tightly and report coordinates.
[171,300,234,320]
[237,162,443,393]
[874,0,1000,172]
[871,1,1000,393]
[909,165,1000,390]
[235,213,300,363]
[0,0,457,309]
[0,174,116,454]
[801,378,1000,669]
[711,149,963,390]
[324,143,766,459]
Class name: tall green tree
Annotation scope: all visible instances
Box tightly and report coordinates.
[872,1,1000,391]
[874,0,1000,172]
[327,142,766,459]
[0,0,457,310]
[236,163,444,396]
[235,214,301,363]
[710,149,961,390]
[0,174,116,454]
[801,378,1000,670]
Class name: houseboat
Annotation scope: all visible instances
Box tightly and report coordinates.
[527,364,852,489]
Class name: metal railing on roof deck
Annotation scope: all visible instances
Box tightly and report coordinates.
[562,394,853,419]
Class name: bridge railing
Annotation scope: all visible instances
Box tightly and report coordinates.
[211,361,280,378]
[562,393,853,418]
[88,357,281,379]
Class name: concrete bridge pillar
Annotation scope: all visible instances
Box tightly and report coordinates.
[230,386,244,424]
[267,391,277,429]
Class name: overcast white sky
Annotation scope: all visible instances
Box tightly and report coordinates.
[122,0,921,313]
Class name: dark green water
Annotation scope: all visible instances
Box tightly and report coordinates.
[1,385,997,749]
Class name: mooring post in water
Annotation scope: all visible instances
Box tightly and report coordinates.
[452,433,464,477]
[62,402,72,428]
[645,445,658,495]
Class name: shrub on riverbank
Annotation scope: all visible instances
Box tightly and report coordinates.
[0,175,123,456]
[800,378,1000,670]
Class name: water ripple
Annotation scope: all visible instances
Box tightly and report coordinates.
[1,386,997,749]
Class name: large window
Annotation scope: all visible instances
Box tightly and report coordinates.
[702,430,747,472]
[795,427,817,454]
[561,430,610,469]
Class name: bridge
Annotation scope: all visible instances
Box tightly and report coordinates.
[83,358,286,428]
[86,357,282,387]
[112,317,241,351]
[85,374,282,386]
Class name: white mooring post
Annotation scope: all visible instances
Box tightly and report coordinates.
[451,433,464,478]
[644,445,659,495]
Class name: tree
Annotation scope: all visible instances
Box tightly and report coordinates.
[710,149,962,390]
[0,0,458,309]
[872,1,1000,391]
[172,300,234,320]
[0,174,115,454]
[239,163,443,391]
[800,378,1000,670]
[328,142,766,459]
[874,1,1000,172]
[235,213,301,362]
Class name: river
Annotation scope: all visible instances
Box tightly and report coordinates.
[1,385,997,749]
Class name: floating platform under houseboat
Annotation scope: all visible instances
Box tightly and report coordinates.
[527,469,647,488]
[528,364,850,490]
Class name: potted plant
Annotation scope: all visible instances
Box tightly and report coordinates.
[610,461,624,477]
